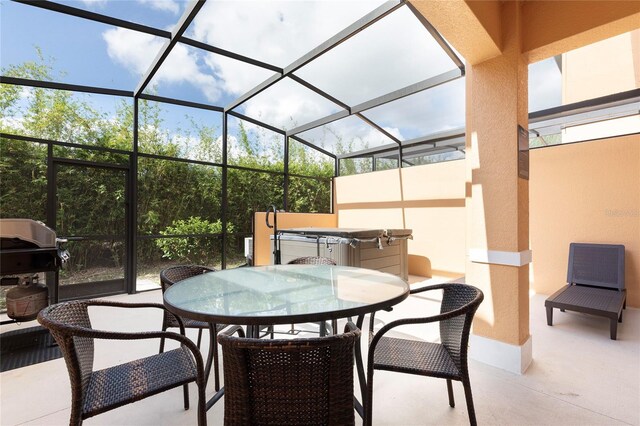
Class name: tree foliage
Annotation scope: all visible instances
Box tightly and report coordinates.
[156,217,231,264]
[0,56,332,273]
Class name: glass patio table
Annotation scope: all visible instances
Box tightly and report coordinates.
[163,264,410,413]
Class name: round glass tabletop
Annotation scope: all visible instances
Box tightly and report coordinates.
[163,264,409,325]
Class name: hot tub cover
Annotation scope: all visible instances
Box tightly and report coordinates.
[279,227,412,239]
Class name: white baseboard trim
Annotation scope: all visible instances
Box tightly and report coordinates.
[469,334,532,374]
[468,248,532,266]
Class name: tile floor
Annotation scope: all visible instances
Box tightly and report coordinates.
[1,278,638,425]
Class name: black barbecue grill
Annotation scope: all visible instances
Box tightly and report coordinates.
[0,219,68,324]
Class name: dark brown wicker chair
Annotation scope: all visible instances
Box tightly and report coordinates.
[219,322,361,426]
[160,265,226,390]
[365,283,484,426]
[37,300,207,426]
[288,256,338,335]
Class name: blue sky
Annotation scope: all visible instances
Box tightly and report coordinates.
[1,0,565,154]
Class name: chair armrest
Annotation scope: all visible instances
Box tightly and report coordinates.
[369,283,470,337]
[368,284,445,340]
[409,283,450,295]
[52,325,195,347]
[38,301,206,377]
[85,300,167,309]
[46,324,205,376]
[40,302,193,347]
[367,299,473,366]
[73,327,204,374]
[219,325,246,338]
[86,300,187,334]
[343,321,359,334]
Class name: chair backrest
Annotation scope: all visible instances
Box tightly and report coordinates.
[160,265,215,292]
[287,256,337,265]
[567,243,625,290]
[38,301,95,401]
[439,284,484,373]
[219,328,360,425]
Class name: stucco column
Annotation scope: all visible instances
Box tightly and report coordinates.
[465,1,532,374]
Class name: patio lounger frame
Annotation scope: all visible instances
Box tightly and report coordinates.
[545,243,626,340]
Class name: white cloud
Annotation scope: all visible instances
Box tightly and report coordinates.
[202,54,272,97]
[188,0,386,125]
[79,0,107,7]
[242,78,341,130]
[190,1,385,68]
[102,28,222,102]
[155,44,222,101]
[100,1,464,141]
[362,78,466,140]
[383,126,403,140]
[295,6,458,105]
[137,0,181,15]
[529,58,562,112]
[218,133,237,158]
[1,116,26,132]
[18,86,35,102]
[103,28,161,75]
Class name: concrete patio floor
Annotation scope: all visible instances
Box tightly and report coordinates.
[1,278,638,425]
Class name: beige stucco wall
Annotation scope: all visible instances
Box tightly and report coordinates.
[530,134,640,307]
[562,29,639,104]
[334,160,466,278]
[333,133,639,309]
[522,0,640,63]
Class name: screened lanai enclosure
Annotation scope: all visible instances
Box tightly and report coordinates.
[0,0,467,301]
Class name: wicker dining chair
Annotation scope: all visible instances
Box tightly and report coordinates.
[37,300,207,426]
[365,283,484,426]
[288,256,338,335]
[160,265,226,390]
[219,322,361,426]
[160,265,217,350]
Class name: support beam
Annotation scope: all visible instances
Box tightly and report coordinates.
[408,0,502,65]
[221,112,228,269]
[289,135,337,160]
[135,0,206,97]
[411,0,640,66]
[138,93,223,112]
[338,132,463,160]
[402,128,465,147]
[225,74,283,112]
[13,0,170,38]
[180,37,283,73]
[529,88,640,122]
[337,143,398,160]
[465,0,531,374]
[405,1,465,71]
[227,110,286,135]
[286,111,350,137]
[289,74,351,112]
[355,113,401,145]
[522,0,640,63]
[0,76,132,97]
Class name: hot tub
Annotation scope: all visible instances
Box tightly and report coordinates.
[271,228,412,281]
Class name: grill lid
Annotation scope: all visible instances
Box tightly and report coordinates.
[0,219,57,248]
